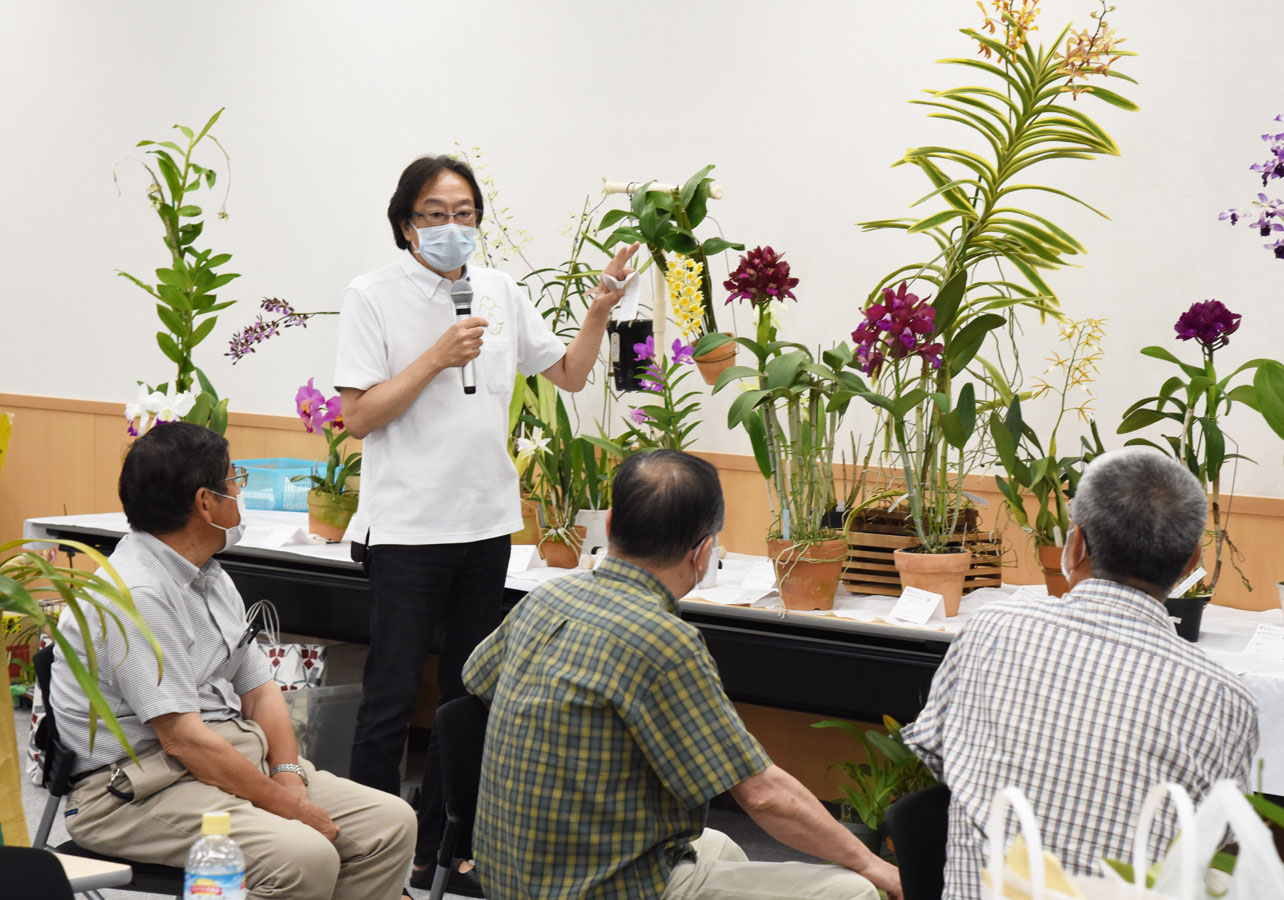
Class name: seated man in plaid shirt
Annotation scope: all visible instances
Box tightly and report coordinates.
[903,447,1259,899]
[463,450,901,900]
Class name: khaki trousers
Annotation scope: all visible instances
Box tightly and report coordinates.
[65,718,416,900]
[662,829,879,900]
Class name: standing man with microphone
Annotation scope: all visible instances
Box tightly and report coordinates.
[334,154,638,895]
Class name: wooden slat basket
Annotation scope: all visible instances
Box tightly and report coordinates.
[841,509,1003,597]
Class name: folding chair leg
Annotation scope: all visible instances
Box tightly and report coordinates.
[426,862,451,900]
[84,891,107,900]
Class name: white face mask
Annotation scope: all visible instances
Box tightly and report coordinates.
[414,223,477,272]
[1060,530,1081,583]
[209,490,247,552]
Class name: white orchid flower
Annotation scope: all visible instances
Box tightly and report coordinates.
[124,383,163,435]
[515,428,550,462]
[154,386,197,424]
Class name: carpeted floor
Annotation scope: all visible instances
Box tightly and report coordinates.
[13,706,811,899]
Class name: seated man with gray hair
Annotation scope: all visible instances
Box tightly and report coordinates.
[903,447,1259,900]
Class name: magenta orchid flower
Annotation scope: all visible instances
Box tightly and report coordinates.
[671,339,695,365]
[850,281,943,377]
[295,378,329,434]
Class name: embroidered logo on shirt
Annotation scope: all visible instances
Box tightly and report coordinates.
[477,295,505,335]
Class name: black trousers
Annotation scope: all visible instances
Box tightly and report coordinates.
[348,535,509,865]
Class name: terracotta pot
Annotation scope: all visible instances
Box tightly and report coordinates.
[1037,545,1069,598]
[307,490,359,543]
[694,333,737,386]
[512,496,542,545]
[892,548,972,617]
[538,525,587,569]
[766,538,848,610]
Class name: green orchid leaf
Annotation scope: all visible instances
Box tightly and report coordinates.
[1082,85,1139,111]
[946,313,1005,373]
[1118,408,1172,433]
[940,383,976,449]
[727,390,769,428]
[743,410,773,480]
[701,236,743,257]
[156,332,184,364]
[597,208,631,231]
[908,208,970,234]
[891,389,929,420]
[189,317,217,348]
[1253,362,1284,439]
[679,164,715,208]
[931,270,968,334]
[765,351,807,391]
[712,365,761,394]
[1140,345,1204,379]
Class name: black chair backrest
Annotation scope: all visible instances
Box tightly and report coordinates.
[32,644,68,788]
[433,694,490,854]
[884,784,951,900]
[0,846,76,900]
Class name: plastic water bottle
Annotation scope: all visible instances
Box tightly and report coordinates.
[184,811,246,899]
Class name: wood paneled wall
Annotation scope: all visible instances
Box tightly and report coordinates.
[4,393,1283,610]
[4,391,1284,796]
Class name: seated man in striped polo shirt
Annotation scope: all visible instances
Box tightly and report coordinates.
[464,449,902,900]
[50,422,417,900]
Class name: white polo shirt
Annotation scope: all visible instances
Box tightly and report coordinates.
[334,251,565,545]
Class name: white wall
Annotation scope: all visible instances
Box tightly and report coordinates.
[2,0,1281,495]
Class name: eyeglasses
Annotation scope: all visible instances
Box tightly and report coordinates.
[224,466,249,488]
[411,209,478,227]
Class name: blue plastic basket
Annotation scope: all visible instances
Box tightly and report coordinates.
[234,457,319,512]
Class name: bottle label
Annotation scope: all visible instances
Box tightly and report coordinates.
[184,872,246,899]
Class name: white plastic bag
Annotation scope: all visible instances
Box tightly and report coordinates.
[246,599,326,691]
[982,784,1192,900]
[1150,781,1284,900]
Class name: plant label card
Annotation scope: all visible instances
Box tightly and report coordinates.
[1009,586,1044,604]
[1244,624,1284,658]
[1169,566,1208,599]
[741,560,777,594]
[507,544,537,575]
[263,524,317,547]
[889,586,946,626]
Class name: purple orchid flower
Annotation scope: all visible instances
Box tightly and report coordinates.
[633,335,656,362]
[628,408,653,425]
[1174,299,1241,351]
[850,281,942,377]
[671,339,695,365]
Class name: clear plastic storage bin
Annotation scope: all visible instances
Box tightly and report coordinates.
[233,458,317,512]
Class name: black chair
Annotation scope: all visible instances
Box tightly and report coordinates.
[884,784,951,900]
[32,645,186,898]
[0,845,76,899]
[427,693,490,900]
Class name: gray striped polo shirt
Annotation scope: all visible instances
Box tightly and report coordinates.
[50,530,273,773]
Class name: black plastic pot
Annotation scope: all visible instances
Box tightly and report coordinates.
[1164,593,1212,642]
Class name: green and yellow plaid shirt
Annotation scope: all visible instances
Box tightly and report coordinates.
[463,556,771,899]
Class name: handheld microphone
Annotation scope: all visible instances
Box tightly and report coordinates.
[450,278,477,395]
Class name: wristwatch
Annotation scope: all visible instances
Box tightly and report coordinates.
[269,763,308,785]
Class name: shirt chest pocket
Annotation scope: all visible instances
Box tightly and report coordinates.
[481,337,515,393]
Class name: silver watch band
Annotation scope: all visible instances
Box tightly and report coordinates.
[269,763,308,785]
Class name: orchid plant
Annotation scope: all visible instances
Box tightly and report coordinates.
[290,379,361,497]
[599,165,743,339]
[1220,114,1284,261]
[710,261,869,548]
[227,298,337,363]
[1119,301,1284,594]
[117,109,238,435]
[840,282,984,551]
[521,394,598,551]
[845,0,1136,550]
[123,383,199,437]
[989,318,1107,549]
[694,246,799,361]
